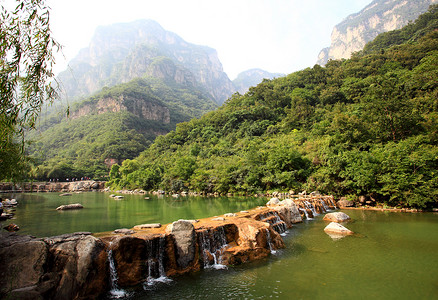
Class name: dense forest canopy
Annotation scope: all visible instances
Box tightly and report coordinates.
[108,5,438,208]
[26,77,217,180]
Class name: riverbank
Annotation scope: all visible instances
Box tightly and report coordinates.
[0,180,105,193]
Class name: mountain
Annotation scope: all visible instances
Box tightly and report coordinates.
[232,69,284,95]
[28,77,218,179]
[108,6,438,209]
[316,0,437,65]
[57,19,235,104]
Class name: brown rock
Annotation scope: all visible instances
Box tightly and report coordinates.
[324,222,354,236]
[0,235,47,294]
[337,199,354,208]
[323,212,351,223]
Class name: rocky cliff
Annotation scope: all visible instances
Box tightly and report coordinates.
[70,94,170,124]
[317,0,437,65]
[57,19,235,104]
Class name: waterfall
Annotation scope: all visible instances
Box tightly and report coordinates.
[107,247,127,299]
[304,201,318,217]
[198,227,228,270]
[144,236,172,288]
[265,229,277,255]
[259,211,287,234]
[320,199,330,212]
[299,207,311,220]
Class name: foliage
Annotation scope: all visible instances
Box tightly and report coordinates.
[109,6,438,208]
[0,0,59,180]
[26,76,218,180]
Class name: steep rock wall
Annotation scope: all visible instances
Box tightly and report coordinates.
[317,0,437,65]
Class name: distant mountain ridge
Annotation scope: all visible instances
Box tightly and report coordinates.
[58,19,235,104]
[232,69,284,95]
[317,0,437,65]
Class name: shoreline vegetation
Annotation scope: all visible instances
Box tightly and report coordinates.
[0,181,433,213]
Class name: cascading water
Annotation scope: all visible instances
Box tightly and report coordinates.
[198,227,228,270]
[265,229,277,254]
[304,201,318,217]
[299,207,311,220]
[259,211,288,235]
[107,244,127,299]
[144,236,172,289]
[320,199,330,212]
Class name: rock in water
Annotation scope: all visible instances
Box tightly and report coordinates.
[56,203,84,210]
[324,222,354,237]
[323,212,351,223]
[166,220,196,268]
[4,223,20,231]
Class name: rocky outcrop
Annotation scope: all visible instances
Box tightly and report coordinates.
[317,0,436,65]
[338,198,355,208]
[0,232,107,299]
[0,180,105,193]
[70,94,171,124]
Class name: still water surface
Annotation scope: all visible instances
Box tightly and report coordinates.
[2,192,437,299]
[1,192,266,237]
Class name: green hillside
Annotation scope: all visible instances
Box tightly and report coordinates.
[27,77,217,179]
[109,6,438,208]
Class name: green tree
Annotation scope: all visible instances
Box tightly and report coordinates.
[1,0,59,180]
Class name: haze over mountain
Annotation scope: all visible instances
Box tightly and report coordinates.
[233,69,284,95]
[58,19,237,105]
[317,0,437,65]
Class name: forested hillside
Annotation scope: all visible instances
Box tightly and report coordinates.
[27,77,217,179]
[109,6,438,208]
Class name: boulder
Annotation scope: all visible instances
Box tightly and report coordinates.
[56,203,83,210]
[337,198,354,208]
[166,220,196,268]
[324,222,354,236]
[0,235,47,295]
[0,232,107,299]
[280,199,302,223]
[323,212,351,223]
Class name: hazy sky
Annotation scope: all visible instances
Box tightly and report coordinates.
[47,0,372,79]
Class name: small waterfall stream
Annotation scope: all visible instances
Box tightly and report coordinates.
[304,201,318,217]
[198,227,228,269]
[320,199,330,212]
[265,229,277,254]
[107,245,127,299]
[144,236,172,288]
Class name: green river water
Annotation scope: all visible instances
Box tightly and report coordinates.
[1,192,437,299]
